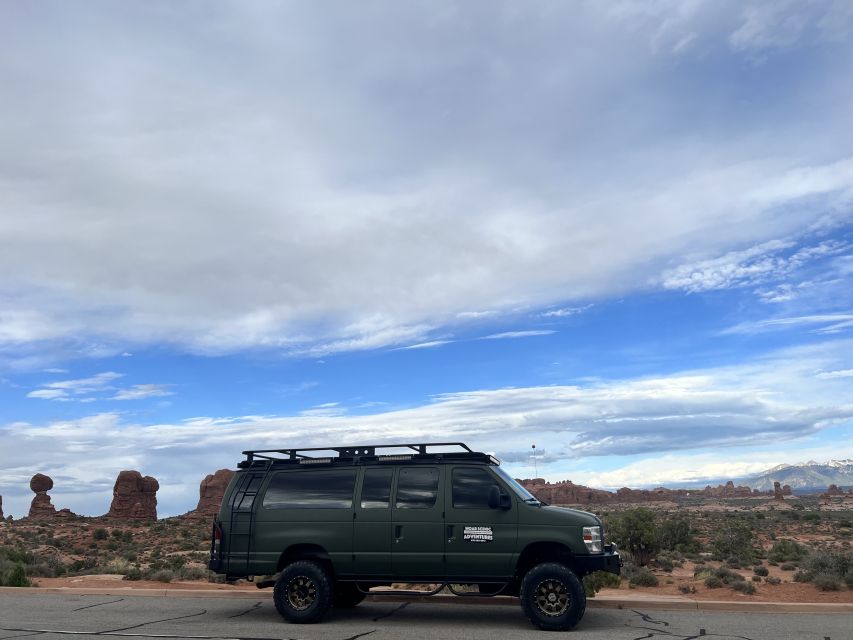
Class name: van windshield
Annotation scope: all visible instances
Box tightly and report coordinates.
[493,466,540,504]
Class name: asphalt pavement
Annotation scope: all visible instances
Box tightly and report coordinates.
[0,592,850,640]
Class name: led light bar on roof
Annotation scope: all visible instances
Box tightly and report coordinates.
[298,457,332,465]
[379,454,413,461]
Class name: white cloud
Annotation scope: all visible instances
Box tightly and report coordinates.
[398,340,453,350]
[26,371,123,401]
[541,305,592,318]
[112,384,173,401]
[723,313,853,335]
[480,330,556,340]
[816,368,853,379]
[0,4,851,361]
[26,388,68,400]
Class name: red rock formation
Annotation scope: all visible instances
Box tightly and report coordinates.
[185,469,234,520]
[825,484,844,496]
[519,478,772,505]
[107,470,159,520]
[28,473,57,518]
[773,481,784,501]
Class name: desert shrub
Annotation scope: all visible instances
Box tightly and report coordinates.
[678,585,695,594]
[753,565,769,577]
[658,515,698,553]
[845,574,853,588]
[178,566,209,581]
[25,560,58,578]
[93,528,109,541]
[629,568,658,587]
[726,557,742,568]
[0,546,32,564]
[765,576,781,585]
[802,513,821,523]
[780,563,796,571]
[123,551,138,562]
[751,575,761,582]
[704,576,723,588]
[713,566,745,584]
[583,570,620,597]
[839,519,852,528]
[767,560,779,566]
[607,508,660,565]
[802,550,851,579]
[711,521,755,562]
[813,574,840,591]
[732,580,756,594]
[3,564,30,587]
[768,539,805,563]
[123,568,143,581]
[148,569,174,583]
[793,570,811,582]
[655,555,674,572]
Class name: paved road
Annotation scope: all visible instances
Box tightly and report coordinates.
[0,593,849,640]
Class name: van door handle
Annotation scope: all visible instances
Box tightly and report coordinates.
[447,525,455,541]
[394,525,402,541]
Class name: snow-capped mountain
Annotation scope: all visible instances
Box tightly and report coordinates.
[737,459,853,492]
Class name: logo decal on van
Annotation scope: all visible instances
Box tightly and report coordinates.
[463,526,493,543]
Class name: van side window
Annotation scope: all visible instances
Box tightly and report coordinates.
[361,468,393,508]
[395,467,439,509]
[452,467,496,509]
[263,469,357,509]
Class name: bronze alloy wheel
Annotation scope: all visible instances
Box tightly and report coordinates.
[287,575,318,611]
[534,578,569,616]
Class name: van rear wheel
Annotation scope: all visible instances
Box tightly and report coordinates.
[520,562,586,631]
[273,560,333,624]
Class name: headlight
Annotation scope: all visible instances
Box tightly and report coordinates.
[582,526,602,553]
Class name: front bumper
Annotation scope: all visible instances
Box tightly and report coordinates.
[573,550,622,577]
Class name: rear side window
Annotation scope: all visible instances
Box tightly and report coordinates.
[263,469,357,509]
[361,468,393,508]
[395,467,439,509]
[452,467,496,509]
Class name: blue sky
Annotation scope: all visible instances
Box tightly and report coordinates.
[1,1,852,517]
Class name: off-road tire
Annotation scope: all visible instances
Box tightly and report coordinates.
[273,560,333,624]
[520,562,586,631]
[333,582,366,608]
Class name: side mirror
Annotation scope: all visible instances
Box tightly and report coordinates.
[488,485,511,510]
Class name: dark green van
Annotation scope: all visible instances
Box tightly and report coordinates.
[210,443,620,631]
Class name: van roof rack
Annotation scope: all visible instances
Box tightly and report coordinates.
[238,442,499,468]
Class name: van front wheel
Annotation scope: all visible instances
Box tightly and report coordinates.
[273,561,333,624]
[520,562,586,631]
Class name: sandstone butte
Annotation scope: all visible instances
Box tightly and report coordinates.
[183,469,235,520]
[107,470,160,520]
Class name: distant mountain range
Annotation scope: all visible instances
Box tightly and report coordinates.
[734,459,853,492]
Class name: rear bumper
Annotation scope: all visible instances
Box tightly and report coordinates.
[573,550,622,577]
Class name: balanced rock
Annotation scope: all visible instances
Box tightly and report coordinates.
[28,473,57,518]
[107,470,159,520]
[186,469,235,520]
[773,481,784,501]
[30,473,53,493]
